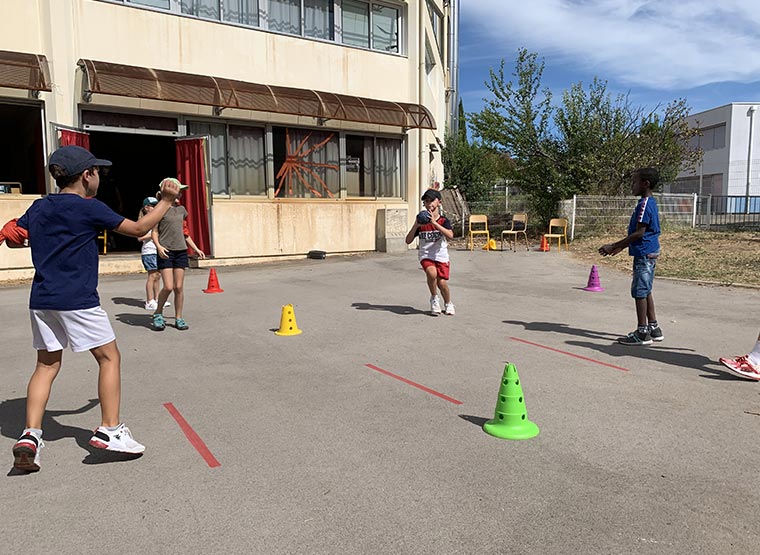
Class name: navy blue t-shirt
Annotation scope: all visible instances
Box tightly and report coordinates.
[17,194,125,310]
[627,195,660,257]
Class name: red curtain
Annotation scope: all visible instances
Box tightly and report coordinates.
[59,129,90,148]
[175,138,212,256]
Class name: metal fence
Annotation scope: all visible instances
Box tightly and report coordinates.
[451,187,760,240]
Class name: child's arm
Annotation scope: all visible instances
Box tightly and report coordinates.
[137,230,152,242]
[405,221,420,244]
[427,206,454,240]
[599,223,646,256]
[185,235,206,259]
[115,181,180,237]
[152,227,168,258]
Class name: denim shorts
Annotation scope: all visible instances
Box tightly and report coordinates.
[157,249,189,270]
[631,255,657,298]
[141,254,158,272]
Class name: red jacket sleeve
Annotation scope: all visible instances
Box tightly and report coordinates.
[1,218,29,248]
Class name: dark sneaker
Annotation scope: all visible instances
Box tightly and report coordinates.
[13,433,43,472]
[152,313,165,331]
[618,330,653,346]
[649,326,664,341]
[89,423,145,454]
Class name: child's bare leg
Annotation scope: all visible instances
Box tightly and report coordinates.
[25,350,63,429]
[149,271,161,301]
[634,297,648,327]
[424,265,438,296]
[437,278,451,304]
[156,268,174,313]
[173,267,185,319]
[646,293,657,323]
[91,341,121,428]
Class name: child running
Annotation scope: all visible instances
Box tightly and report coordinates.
[405,188,455,316]
[151,178,205,331]
[12,145,181,472]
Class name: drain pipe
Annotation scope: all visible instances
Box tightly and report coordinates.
[746,105,756,214]
[417,0,426,206]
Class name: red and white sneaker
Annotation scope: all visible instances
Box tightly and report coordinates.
[719,355,760,381]
[89,423,145,454]
[13,433,43,472]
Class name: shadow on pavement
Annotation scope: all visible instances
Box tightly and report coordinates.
[458,414,489,427]
[352,302,427,315]
[111,296,145,308]
[114,312,154,329]
[504,320,620,341]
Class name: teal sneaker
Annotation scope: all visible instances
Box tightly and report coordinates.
[152,313,165,331]
[175,318,189,331]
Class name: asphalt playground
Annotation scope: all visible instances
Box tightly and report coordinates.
[1,245,759,554]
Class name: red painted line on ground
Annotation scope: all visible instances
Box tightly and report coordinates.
[509,337,630,372]
[364,363,463,405]
[163,402,221,468]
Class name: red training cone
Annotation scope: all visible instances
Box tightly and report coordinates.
[539,234,550,252]
[582,264,604,292]
[203,268,224,293]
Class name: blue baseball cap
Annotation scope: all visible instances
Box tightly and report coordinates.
[48,145,112,177]
[142,196,159,207]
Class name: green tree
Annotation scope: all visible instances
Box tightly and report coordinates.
[469,49,702,223]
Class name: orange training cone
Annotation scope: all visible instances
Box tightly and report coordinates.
[539,234,550,252]
[582,264,605,292]
[203,268,224,293]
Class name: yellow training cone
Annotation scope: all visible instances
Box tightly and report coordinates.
[274,304,303,336]
[482,238,497,251]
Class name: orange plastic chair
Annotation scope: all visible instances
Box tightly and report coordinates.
[468,214,490,251]
[545,218,569,252]
[501,213,528,251]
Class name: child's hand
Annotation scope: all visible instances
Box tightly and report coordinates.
[159,179,180,203]
[599,244,621,256]
[196,249,206,259]
[157,245,169,259]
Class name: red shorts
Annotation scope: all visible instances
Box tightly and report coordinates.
[421,259,450,280]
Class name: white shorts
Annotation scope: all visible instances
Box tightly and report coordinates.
[30,307,116,353]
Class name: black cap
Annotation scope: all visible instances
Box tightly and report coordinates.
[48,145,112,177]
[421,189,442,202]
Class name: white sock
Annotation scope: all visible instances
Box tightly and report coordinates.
[748,341,760,366]
[23,428,42,439]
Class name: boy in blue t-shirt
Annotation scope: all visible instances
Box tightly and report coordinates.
[12,145,181,472]
[599,167,663,346]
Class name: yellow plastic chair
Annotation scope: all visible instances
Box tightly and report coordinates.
[468,214,490,251]
[501,213,528,251]
[545,218,569,252]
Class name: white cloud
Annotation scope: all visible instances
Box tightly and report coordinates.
[464,0,760,89]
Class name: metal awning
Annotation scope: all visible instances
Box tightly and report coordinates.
[78,59,435,130]
[0,50,52,92]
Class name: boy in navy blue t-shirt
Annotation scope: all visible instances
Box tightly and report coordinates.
[599,168,664,346]
[12,145,181,472]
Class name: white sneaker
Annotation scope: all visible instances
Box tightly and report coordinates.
[89,423,145,454]
[13,433,44,472]
[430,295,442,315]
[145,299,158,310]
[444,302,456,315]
[164,300,171,308]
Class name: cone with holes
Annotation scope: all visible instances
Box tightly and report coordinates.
[274,303,302,336]
[539,234,550,252]
[202,268,224,293]
[582,264,605,292]
[483,363,539,440]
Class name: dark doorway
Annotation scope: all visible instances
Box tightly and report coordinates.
[88,131,176,252]
[0,102,45,195]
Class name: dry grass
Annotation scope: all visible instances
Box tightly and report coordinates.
[569,229,760,287]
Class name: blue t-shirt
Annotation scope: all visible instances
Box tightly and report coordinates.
[627,195,660,257]
[17,195,125,310]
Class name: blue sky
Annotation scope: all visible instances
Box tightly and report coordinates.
[459,0,760,122]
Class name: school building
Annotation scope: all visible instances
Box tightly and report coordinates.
[673,102,760,211]
[0,0,459,280]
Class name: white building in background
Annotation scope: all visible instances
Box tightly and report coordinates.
[674,102,760,212]
[0,0,459,280]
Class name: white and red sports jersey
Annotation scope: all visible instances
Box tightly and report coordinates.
[414,216,452,262]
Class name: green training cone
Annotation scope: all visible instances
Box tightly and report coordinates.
[483,363,539,440]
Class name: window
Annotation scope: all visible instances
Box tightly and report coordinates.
[188,121,266,196]
[372,4,398,52]
[273,127,339,198]
[269,0,301,34]
[305,0,334,40]
[181,0,220,19]
[690,123,726,152]
[426,0,444,57]
[128,0,170,8]
[342,1,401,52]
[346,135,401,197]
[342,0,370,48]
[224,0,259,26]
